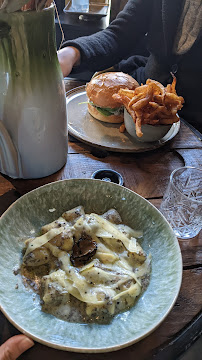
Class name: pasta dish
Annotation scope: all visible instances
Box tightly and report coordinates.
[21,206,151,323]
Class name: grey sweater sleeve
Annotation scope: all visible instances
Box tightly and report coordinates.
[62,0,153,72]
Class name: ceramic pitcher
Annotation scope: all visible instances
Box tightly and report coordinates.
[0,6,67,179]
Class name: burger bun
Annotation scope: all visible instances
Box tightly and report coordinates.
[86,72,139,123]
[86,71,139,108]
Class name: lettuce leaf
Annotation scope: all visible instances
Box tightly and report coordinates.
[89,101,123,117]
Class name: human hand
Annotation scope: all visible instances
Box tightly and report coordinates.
[0,335,34,360]
[57,46,81,77]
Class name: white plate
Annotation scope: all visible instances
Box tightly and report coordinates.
[66,86,180,153]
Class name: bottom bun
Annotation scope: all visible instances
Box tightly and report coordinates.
[88,103,123,124]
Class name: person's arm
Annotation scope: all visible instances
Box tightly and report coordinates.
[58,0,153,77]
[0,335,34,360]
[58,46,81,77]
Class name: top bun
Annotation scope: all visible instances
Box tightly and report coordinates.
[86,72,139,108]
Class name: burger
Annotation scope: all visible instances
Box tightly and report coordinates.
[86,72,139,123]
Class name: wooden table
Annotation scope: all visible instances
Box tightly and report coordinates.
[0,79,202,360]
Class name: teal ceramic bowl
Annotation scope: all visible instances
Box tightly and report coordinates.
[0,179,182,353]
